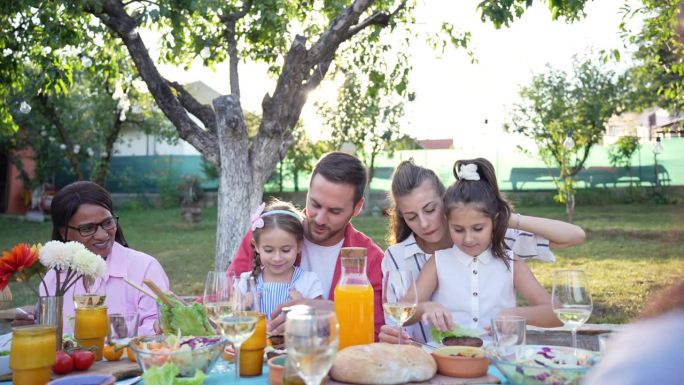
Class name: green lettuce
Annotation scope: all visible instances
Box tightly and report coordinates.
[430,324,480,343]
[142,363,178,385]
[158,296,215,336]
[142,364,207,385]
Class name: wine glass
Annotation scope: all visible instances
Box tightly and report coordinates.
[202,271,234,375]
[551,269,593,349]
[220,274,259,382]
[285,310,339,385]
[382,270,417,345]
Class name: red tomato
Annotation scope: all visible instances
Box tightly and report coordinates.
[71,350,95,371]
[52,351,74,374]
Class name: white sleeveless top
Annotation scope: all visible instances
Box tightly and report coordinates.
[432,246,515,331]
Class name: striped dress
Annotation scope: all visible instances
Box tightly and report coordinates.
[256,267,305,320]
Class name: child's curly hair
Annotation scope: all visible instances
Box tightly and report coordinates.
[251,199,304,279]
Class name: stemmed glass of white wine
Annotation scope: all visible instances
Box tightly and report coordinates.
[219,275,259,382]
[202,270,233,375]
[286,310,339,385]
[552,269,593,349]
[382,270,418,345]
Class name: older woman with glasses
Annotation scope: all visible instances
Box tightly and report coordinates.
[39,181,170,335]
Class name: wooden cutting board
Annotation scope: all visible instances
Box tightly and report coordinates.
[0,359,141,382]
[328,373,500,385]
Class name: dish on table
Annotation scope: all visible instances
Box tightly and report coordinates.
[129,334,226,377]
[485,344,600,385]
[432,346,490,378]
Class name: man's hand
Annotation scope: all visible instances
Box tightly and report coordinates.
[267,298,334,336]
[378,325,410,345]
[421,302,454,332]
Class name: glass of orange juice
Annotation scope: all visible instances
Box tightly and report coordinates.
[239,312,266,376]
[75,306,109,360]
[10,325,57,385]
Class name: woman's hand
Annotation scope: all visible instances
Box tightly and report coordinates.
[421,302,453,332]
[378,325,410,345]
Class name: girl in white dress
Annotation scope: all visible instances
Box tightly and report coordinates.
[379,159,584,343]
[242,200,323,320]
[407,158,566,334]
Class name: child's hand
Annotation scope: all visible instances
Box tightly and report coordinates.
[421,302,454,332]
[288,288,303,301]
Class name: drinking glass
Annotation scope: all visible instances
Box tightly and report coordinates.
[221,275,259,382]
[382,270,417,345]
[203,270,234,375]
[285,310,339,385]
[491,315,526,356]
[552,269,593,349]
[108,312,139,343]
[73,278,106,309]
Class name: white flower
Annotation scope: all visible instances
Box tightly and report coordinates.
[71,248,106,277]
[456,164,480,181]
[39,241,73,271]
[73,144,80,154]
[59,144,67,150]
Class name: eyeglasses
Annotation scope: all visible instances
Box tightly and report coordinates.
[67,216,118,237]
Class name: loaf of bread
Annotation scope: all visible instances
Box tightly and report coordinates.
[330,343,436,385]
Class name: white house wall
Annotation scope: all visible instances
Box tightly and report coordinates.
[114,126,200,156]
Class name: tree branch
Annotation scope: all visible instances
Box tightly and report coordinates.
[166,80,217,132]
[345,1,406,40]
[87,0,220,166]
[220,1,253,97]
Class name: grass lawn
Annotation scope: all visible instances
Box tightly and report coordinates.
[1,204,682,324]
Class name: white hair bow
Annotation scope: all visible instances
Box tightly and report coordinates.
[457,163,480,181]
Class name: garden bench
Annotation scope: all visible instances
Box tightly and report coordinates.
[579,166,671,187]
[507,167,560,191]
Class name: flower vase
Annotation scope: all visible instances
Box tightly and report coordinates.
[37,296,63,351]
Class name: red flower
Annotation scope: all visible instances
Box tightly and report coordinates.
[0,243,40,291]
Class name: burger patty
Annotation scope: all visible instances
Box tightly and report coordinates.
[442,336,484,347]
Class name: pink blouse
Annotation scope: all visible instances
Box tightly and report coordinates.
[40,242,169,336]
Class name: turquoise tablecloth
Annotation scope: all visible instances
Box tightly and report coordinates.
[0,360,507,384]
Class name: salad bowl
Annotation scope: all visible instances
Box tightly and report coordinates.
[129,334,226,377]
[485,344,600,385]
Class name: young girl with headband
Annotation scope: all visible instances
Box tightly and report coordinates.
[241,200,323,320]
[406,158,565,334]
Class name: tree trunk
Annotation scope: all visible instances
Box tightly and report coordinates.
[92,112,124,186]
[293,169,299,192]
[279,161,283,192]
[213,95,263,271]
[564,176,575,223]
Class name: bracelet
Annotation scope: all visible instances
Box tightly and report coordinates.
[515,213,521,229]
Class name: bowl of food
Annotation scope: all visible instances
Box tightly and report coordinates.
[485,345,600,385]
[129,334,226,377]
[432,346,489,378]
[268,355,286,385]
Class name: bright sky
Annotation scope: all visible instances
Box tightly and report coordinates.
[154,0,641,152]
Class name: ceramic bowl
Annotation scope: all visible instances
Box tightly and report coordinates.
[485,345,600,385]
[47,374,116,385]
[268,355,286,385]
[432,346,490,378]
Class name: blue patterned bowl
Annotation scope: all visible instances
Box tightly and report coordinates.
[485,345,600,385]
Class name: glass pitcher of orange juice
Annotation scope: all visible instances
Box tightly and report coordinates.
[75,306,109,360]
[334,247,374,349]
[10,325,57,385]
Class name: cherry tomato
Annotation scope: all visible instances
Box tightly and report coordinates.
[103,344,124,361]
[52,351,73,374]
[71,350,95,371]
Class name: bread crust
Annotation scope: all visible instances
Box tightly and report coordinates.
[330,343,436,385]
